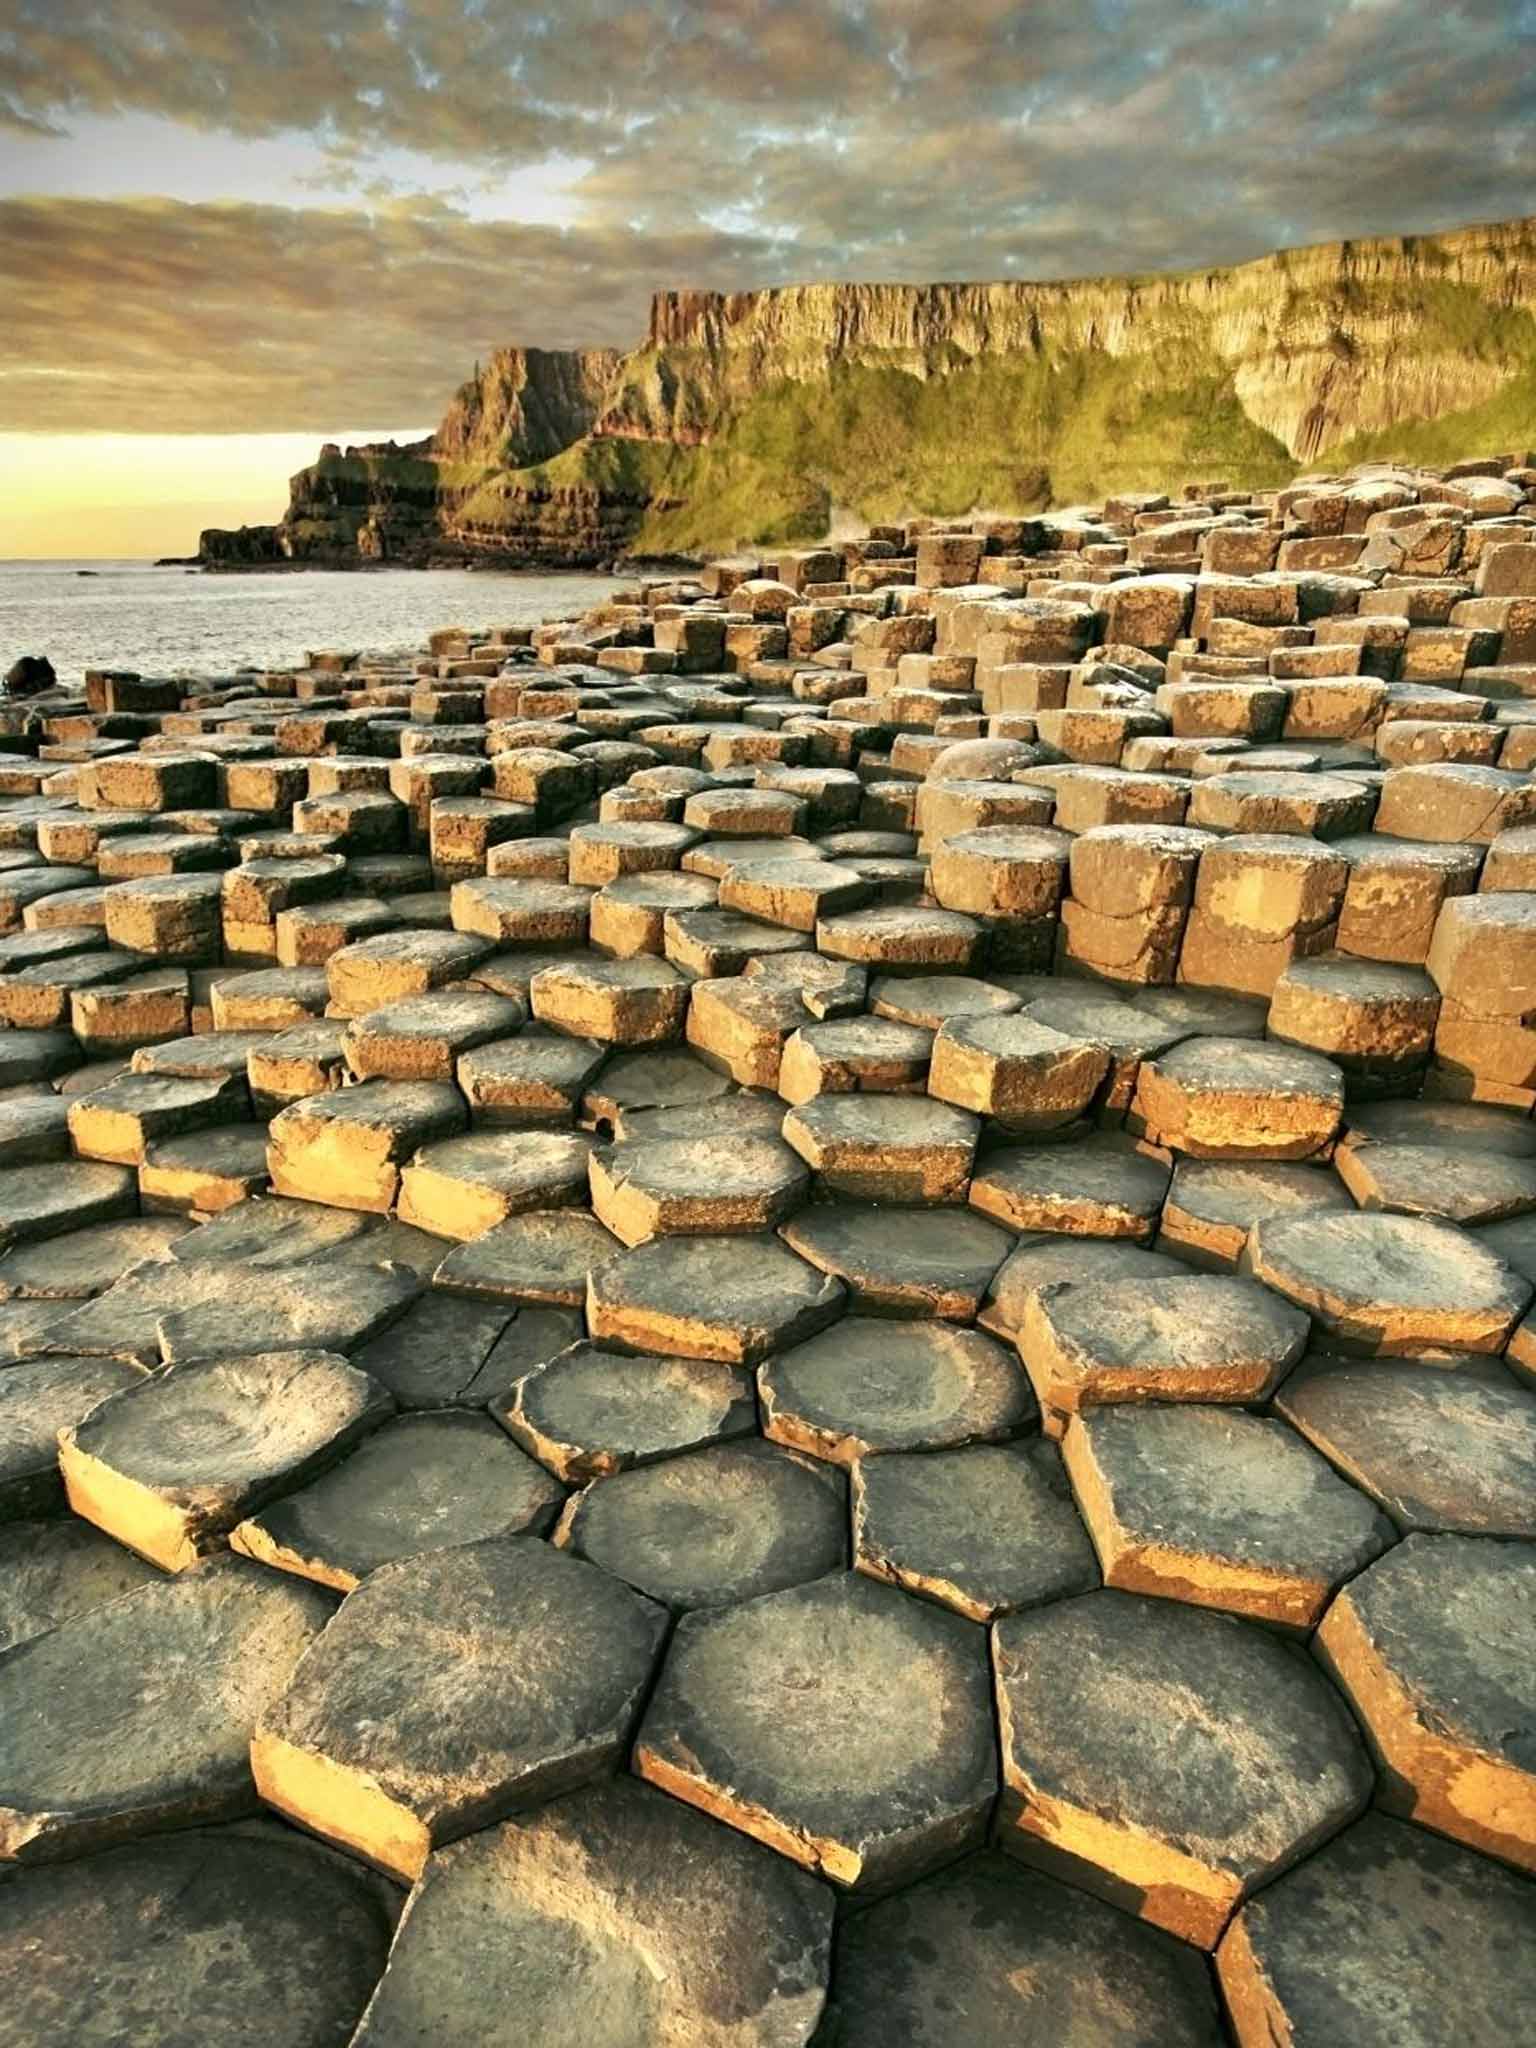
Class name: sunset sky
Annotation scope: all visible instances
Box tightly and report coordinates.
[3,0,1533,557]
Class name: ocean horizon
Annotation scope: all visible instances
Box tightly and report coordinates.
[0,559,621,685]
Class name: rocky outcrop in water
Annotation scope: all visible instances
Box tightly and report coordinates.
[201,215,1536,571]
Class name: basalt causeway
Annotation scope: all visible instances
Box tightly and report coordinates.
[6,457,1536,2045]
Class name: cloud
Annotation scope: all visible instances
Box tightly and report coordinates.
[0,194,844,432]
[0,1,1531,434]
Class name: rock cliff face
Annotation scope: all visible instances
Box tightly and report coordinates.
[201,215,1536,569]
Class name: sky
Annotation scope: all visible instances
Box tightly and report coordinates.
[2,0,1534,557]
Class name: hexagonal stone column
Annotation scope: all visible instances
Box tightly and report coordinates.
[993,1589,1372,1945]
[268,1081,468,1212]
[1133,1038,1345,1159]
[1019,1273,1309,1430]
[350,1778,832,2048]
[58,1349,394,1572]
[1216,1811,1536,2048]
[1314,1533,1536,1873]
[825,1854,1223,2048]
[635,1570,997,1890]
[587,1234,845,1363]
[530,957,690,1045]
[0,1557,332,1863]
[230,1413,565,1590]
[0,1824,397,2048]
[493,1341,757,1481]
[1276,1355,1536,1535]
[853,1439,1098,1621]
[761,1315,1034,1465]
[779,1203,1011,1320]
[554,1440,845,1610]
[1159,1158,1351,1269]
[1062,1405,1392,1630]
[782,1094,980,1201]
[252,1535,666,1882]
[589,1130,809,1245]
[1247,1209,1531,1353]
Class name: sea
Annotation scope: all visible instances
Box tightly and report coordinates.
[0,561,623,686]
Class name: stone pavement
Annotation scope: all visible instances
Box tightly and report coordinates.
[3,457,1536,2044]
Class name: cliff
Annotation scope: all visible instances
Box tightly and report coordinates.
[201,215,1536,568]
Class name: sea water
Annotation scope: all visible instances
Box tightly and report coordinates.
[0,562,622,685]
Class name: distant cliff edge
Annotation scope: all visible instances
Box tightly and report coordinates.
[201,215,1536,570]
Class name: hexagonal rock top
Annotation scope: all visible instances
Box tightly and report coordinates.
[1247,1210,1532,1354]
[1216,1810,1536,2048]
[1019,1273,1309,1427]
[928,1013,1110,1132]
[993,1590,1372,1946]
[781,1094,980,1202]
[251,1535,667,1882]
[230,1412,566,1592]
[1061,1405,1393,1631]
[1277,1357,1536,1536]
[1315,1533,1536,1874]
[825,1853,1223,2048]
[780,1202,1012,1320]
[1133,1037,1345,1159]
[586,1234,845,1364]
[0,1823,398,2048]
[493,1341,757,1482]
[350,1778,832,2048]
[761,1317,1035,1463]
[853,1440,1098,1622]
[588,1130,809,1245]
[634,1571,997,1891]
[58,1350,394,1573]
[554,1439,845,1610]
[0,1556,332,1865]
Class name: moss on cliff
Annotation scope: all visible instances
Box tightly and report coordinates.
[611,342,1293,553]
